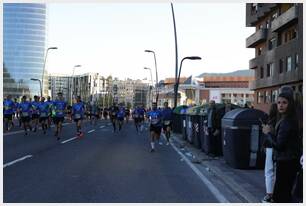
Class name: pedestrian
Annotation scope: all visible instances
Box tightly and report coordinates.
[109,103,119,132]
[147,102,163,152]
[18,96,32,135]
[132,106,141,133]
[46,96,53,129]
[52,92,67,140]
[161,102,173,145]
[38,97,49,134]
[72,96,85,137]
[13,97,22,127]
[3,95,15,132]
[206,100,222,156]
[261,102,278,203]
[31,95,41,132]
[262,90,301,203]
[117,104,125,131]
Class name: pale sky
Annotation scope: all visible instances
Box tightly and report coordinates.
[46,2,255,81]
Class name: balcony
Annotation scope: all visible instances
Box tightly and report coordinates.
[271,5,298,32]
[246,28,268,48]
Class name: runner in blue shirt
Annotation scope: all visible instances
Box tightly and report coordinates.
[38,97,49,134]
[52,92,67,140]
[161,102,173,145]
[18,96,32,135]
[31,95,41,132]
[14,98,22,127]
[3,95,15,132]
[72,96,85,138]
[147,102,163,152]
[117,104,126,131]
[46,96,53,129]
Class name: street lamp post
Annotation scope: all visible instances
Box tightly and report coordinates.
[30,78,42,97]
[171,2,179,107]
[70,65,82,105]
[174,56,201,108]
[144,50,159,105]
[41,47,57,97]
[144,67,153,108]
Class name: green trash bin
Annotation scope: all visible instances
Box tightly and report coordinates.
[172,105,188,134]
[189,105,205,149]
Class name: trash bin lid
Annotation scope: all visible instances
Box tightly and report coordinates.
[173,105,188,114]
[222,108,268,128]
[223,108,268,121]
[188,105,205,115]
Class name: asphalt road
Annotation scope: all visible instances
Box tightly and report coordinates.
[3,119,220,203]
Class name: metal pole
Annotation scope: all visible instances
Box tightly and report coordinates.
[41,48,50,97]
[171,2,179,108]
[152,52,159,105]
[39,79,42,98]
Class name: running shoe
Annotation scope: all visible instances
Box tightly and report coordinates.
[261,194,274,203]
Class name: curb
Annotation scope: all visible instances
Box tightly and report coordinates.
[171,133,261,203]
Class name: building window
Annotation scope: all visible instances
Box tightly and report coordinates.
[271,11,278,21]
[295,53,299,70]
[251,3,258,14]
[279,58,284,73]
[286,56,292,72]
[266,20,270,29]
[272,90,278,103]
[260,67,264,78]
[257,47,263,56]
[264,90,270,103]
[246,94,249,98]
[267,63,274,77]
[268,38,277,50]
[257,92,262,104]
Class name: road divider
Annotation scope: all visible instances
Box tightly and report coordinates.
[4,155,33,168]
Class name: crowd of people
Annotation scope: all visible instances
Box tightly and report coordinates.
[3,93,174,151]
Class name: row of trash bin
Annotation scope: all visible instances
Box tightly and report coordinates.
[172,104,268,169]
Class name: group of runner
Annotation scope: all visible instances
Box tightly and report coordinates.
[4,93,173,152]
[3,93,89,140]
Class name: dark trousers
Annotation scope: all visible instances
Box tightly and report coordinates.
[207,128,222,156]
[273,159,300,203]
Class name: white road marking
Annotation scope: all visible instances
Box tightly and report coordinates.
[164,135,229,203]
[100,126,105,129]
[4,122,72,136]
[87,129,95,133]
[4,155,33,168]
[61,137,78,144]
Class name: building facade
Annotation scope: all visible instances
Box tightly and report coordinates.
[3,3,47,98]
[48,74,70,102]
[246,3,303,112]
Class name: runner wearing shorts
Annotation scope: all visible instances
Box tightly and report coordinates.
[31,96,41,132]
[3,95,15,132]
[38,97,49,134]
[52,92,67,140]
[72,96,85,137]
[147,102,163,152]
[18,96,32,135]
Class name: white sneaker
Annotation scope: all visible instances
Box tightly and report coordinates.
[166,142,169,145]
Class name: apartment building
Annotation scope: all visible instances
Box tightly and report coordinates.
[246,3,303,112]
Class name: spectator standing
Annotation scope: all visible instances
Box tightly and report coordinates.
[262,91,301,203]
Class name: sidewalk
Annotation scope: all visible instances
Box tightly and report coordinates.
[171,133,266,203]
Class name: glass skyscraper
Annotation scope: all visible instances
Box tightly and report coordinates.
[3,3,47,98]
